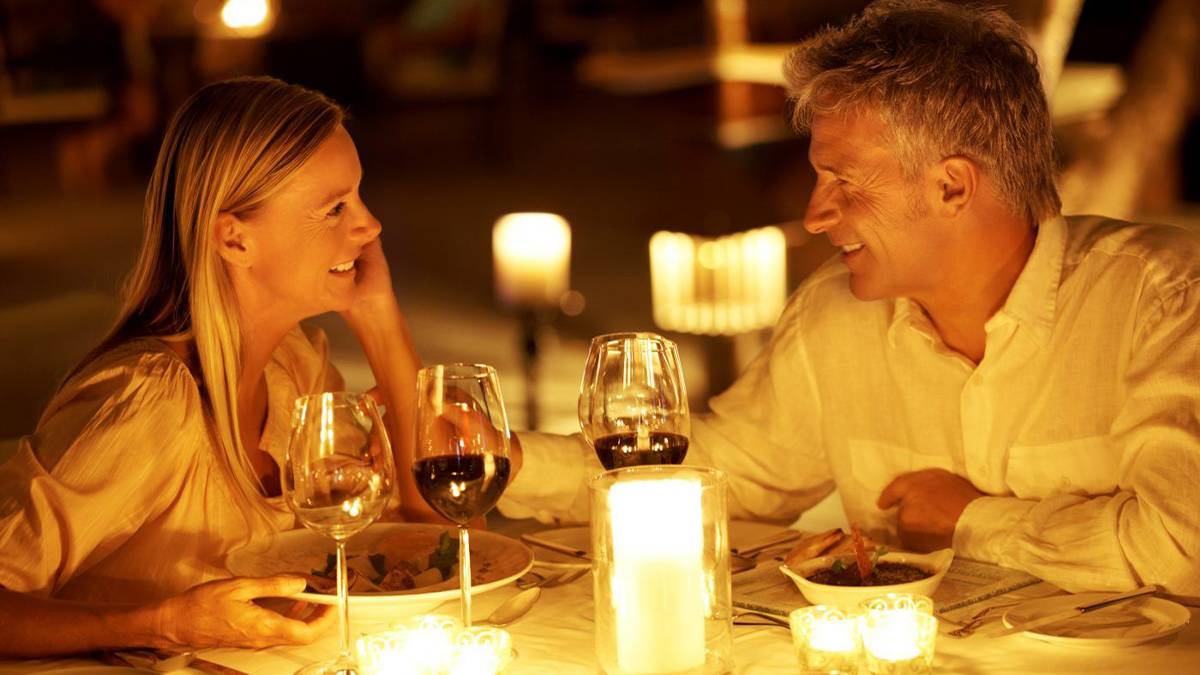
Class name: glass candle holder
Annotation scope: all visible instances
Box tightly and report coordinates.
[590,466,733,674]
[788,605,861,674]
[355,615,513,675]
[858,594,937,674]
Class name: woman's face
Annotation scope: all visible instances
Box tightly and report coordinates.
[236,125,381,320]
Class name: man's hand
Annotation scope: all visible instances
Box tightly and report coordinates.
[877,469,984,552]
[148,576,335,650]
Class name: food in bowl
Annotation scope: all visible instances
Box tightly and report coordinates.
[778,525,953,606]
[805,560,933,586]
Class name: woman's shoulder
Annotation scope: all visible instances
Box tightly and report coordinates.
[40,338,204,435]
[28,338,209,476]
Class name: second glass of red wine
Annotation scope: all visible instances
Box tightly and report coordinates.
[413,363,512,627]
[578,332,690,470]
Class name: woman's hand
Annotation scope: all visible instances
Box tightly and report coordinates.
[342,238,398,322]
[149,575,335,650]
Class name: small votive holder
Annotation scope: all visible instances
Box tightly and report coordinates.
[858,594,937,674]
[789,605,861,674]
[355,615,513,675]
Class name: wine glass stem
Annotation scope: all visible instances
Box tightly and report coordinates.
[336,539,351,661]
[459,525,472,627]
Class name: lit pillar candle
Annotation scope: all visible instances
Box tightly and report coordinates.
[492,212,571,309]
[608,478,706,674]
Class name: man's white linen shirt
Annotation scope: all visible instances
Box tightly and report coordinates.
[499,215,1200,595]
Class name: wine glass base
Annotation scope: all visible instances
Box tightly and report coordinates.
[294,656,358,675]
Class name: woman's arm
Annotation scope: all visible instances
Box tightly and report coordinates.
[340,238,436,521]
[0,576,334,658]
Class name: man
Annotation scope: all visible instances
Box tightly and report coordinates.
[498,0,1200,594]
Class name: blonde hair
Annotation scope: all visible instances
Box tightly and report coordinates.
[82,76,343,526]
[783,0,1061,224]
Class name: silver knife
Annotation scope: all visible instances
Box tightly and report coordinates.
[996,585,1159,637]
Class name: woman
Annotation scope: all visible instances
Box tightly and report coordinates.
[0,77,425,656]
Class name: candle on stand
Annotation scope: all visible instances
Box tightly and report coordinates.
[608,477,707,674]
[492,212,571,309]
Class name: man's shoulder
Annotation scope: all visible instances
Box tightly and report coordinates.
[1063,214,1200,292]
[778,256,890,339]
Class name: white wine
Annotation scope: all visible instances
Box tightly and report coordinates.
[291,492,389,540]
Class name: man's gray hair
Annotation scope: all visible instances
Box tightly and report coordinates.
[784,0,1061,224]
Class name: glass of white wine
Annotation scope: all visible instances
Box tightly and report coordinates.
[285,392,394,675]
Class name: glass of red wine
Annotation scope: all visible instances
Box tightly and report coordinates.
[578,332,690,470]
[413,363,512,627]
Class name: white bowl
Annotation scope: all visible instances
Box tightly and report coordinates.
[779,548,954,608]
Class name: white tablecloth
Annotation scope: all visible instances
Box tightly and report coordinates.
[3,523,1197,674]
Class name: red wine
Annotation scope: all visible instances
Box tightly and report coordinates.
[593,432,689,470]
[413,454,511,524]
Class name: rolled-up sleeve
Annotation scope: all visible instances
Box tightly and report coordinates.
[955,281,1200,594]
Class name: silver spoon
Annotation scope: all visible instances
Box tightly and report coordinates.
[484,568,589,626]
[484,586,543,626]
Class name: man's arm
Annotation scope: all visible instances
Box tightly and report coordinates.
[499,288,835,525]
[953,282,1200,594]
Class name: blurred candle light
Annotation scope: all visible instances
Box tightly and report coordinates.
[221,0,269,29]
[492,213,571,309]
[649,226,785,335]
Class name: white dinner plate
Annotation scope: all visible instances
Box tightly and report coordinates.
[226,523,533,623]
[1001,592,1190,646]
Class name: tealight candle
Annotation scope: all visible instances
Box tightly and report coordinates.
[355,616,512,675]
[789,605,861,674]
[859,595,937,674]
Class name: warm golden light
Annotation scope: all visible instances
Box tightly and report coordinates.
[649,225,786,335]
[492,212,572,309]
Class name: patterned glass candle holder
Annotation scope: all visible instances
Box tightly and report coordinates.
[788,605,861,674]
[858,594,937,674]
[355,615,513,675]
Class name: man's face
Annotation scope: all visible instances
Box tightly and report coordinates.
[803,110,949,302]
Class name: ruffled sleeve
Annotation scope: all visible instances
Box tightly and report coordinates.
[0,342,205,596]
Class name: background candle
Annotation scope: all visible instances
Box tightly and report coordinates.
[608,478,706,674]
[492,212,571,309]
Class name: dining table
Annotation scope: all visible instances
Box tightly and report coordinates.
[1,520,1196,674]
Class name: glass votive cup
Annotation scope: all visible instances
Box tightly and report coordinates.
[859,593,934,616]
[858,597,937,675]
[354,615,512,675]
[448,626,514,674]
[789,605,861,674]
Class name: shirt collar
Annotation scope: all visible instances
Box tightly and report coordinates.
[989,214,1065,346]
[887,214,1066,347]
